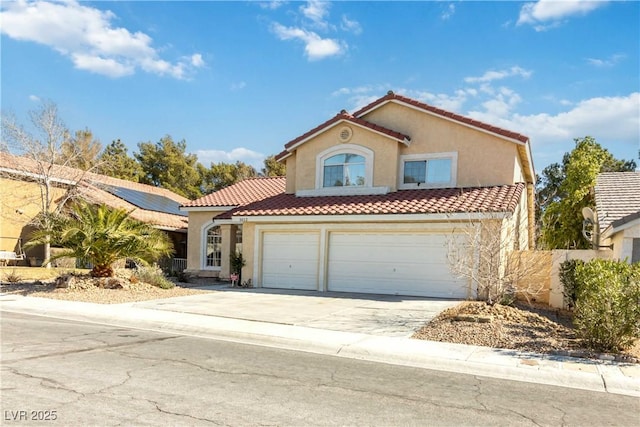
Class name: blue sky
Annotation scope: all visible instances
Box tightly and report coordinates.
[2,0,639,175]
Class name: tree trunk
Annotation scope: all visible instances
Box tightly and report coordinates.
[91,264,114,278]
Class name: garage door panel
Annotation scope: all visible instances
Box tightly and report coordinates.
[328,232,467,298]
[262,232,319,290]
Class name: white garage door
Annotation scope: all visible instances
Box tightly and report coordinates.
[262,232,319,290]
[327,232,468,298]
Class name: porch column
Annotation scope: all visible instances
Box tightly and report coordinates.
[219,224,238,280]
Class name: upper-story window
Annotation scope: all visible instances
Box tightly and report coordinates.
[399,152,457,189]
[297,143,388,197]
[323,153,366,187]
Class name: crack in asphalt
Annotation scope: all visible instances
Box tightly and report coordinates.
[552,403,569,427]
[5,366,87,399]
[2,335,180,362]
[105,347,311,387]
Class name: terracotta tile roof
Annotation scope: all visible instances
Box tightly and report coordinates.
[353,91,530,144]
[219,183,524,219]
[595,172,640,230]
[0,152,188,231]
[182,176,286,208]
[276,110,410,161]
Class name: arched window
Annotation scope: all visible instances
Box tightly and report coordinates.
[323,153,366,187]
[204,225,222,268]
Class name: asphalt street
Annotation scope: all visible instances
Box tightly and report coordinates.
[2,312,638,426]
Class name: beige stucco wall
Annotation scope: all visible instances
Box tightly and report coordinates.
[0,176,66,260]
[185,209,228,274]
[606,222,640,262]
[285,153,297,194]
[293,125,400,192]
[362,102,523,188]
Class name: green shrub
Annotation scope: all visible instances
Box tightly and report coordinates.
[132,265,175,289]
[574,259,640,352]
[559,259,585,308]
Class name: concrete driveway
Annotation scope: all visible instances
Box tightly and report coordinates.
[133,287,461,337]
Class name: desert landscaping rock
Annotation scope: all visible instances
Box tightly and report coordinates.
[413,301,640,363]
[1,273,208,304]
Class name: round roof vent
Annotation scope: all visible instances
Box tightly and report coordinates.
[338,126,353,143]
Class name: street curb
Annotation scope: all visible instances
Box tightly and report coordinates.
[2,295,639,397]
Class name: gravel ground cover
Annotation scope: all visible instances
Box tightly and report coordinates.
[0,274,209,304]
[413,301,640,363]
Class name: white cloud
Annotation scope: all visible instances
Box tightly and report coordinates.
[341,15,362,35]
[300,1,331,29]
[267,1,353,60]
[468,93,639,151]
[441,3,456,21]
[196,148,265,170]
[0,0,204,79]
[230,81,247,91]
[464,66,533,84]
[190,54,205,68]
[259,1,286,10]
[271,23,344,60]
[586,53,626,67]
[28,95,41,102]
[517,0,607,30]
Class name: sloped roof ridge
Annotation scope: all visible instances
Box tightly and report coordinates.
[353,91,529,143]
[276,110,410,161]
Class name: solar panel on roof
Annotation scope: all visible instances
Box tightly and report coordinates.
[104,185,187,217]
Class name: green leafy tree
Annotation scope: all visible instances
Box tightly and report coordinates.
[538,137,636,249]
[29,202,173,277]
[261,155,286,177]
[201,161,257,193]
[135,135,202,199]
[97,139,142,182]
[58,128,102,170]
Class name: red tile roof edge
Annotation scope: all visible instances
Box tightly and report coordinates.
[353,91,530,144]
[216,183,525,220]
[277,110,410,161]
[182,176,286,208]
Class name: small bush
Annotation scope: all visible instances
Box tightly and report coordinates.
[3,269,22,283]
[132,265,175,289]
[574,259,640,352]
[558,259,585,308]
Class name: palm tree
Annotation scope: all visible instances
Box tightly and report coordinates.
[29,201,174,277]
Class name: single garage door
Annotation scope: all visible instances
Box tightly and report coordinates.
[262,232,319,290]
[327,232,468,298]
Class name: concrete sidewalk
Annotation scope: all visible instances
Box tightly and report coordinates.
[1,292,639,398]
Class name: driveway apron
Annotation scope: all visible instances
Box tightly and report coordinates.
[133,288,460,337]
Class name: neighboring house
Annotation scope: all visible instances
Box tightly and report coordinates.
[595,172,640,263]
[182,91,535,299]
[0,152,189,267]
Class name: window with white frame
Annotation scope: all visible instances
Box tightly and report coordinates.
[205,225,222,268]
[400,152,457,189]
[323,153,366,187]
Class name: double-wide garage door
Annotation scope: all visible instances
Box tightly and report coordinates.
[261,231,468,298]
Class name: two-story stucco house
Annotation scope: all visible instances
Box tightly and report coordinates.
[182,91,535,298]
